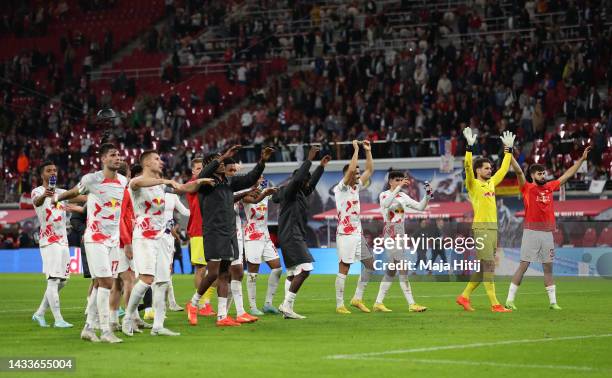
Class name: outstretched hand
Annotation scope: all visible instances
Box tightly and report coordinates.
[581,146,592,161]
[320,155,332,167]
[261,146,275,162]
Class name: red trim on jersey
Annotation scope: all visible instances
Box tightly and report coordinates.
[102,178,122,185]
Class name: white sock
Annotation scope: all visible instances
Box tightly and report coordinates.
[546,285,557,304]
[45,279,63,322]
[375,274,393,304]
[354,268,372,300]
[265,268,281,306]
[191,291,202,307]
[35,295,49,317]
[153,282,168,330]
[284,291,296,311]
[167,279,177,306]
[97,287,111,333]
[150,284,156,312]
[126,280,150,320]
[335,273,347,308]
[85,288,98,328]
[246,273,258,309]
[399,275,415,305]
[217,297,228,320]
[507,282,519,302]
[231,280,246,316]
[284,278,291,298]
[110,310,119,324]
[226,286,234,314]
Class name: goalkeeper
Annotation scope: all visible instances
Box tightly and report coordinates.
[455,128,515,313]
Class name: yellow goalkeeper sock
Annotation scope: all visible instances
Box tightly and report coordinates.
[200,283,217,305]
[484,282,500,305]
[461,281,480,299]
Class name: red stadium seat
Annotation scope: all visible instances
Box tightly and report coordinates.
[582,228,597,247]
[597,227,612,246]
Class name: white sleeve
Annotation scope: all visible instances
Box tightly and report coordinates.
[77,173,96,195]
[398,192,429,211]
[173,194,190,217]
[380,187,402,209]
[31,187,44,204]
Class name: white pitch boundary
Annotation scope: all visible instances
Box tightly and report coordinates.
[357,357,600,372]
[326,334,612,360]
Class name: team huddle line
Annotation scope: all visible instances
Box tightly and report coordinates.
[30,130,590,342]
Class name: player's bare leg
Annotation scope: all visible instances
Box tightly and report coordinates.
[350,258,374,313]
[506,261,531,310]
[335,261,352,314]
[191,264,216,316]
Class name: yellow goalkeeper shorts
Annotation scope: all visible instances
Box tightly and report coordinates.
[190,237,206,266]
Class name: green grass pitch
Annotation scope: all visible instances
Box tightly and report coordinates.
[0,273,611,377]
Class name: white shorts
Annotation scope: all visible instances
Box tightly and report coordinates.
[156,237,173,283]
[520,229,555,263]
[337,234,374,264]
[113,247,135,275]
[286,262,314,277]
[40,244,70,279]
[133,238,172,282]
[245,239,279,264]
[85,242,117,279]
[231,238,245,266]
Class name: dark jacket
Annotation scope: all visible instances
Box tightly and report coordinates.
[198,159,264,260]
[274,160,324,267]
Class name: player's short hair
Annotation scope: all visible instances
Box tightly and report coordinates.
[388,170,406,181]
[99,143,118,157]
[223,158,236,165]
[191,157,203,167]
[139,150,158,165]
[528,164,546,176]
[473,157,492,175]
[117,161,129,176]
[38,160,56,176]
[342,164,360,174]
[131,164,143,177]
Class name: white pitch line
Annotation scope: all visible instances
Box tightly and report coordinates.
[0,306,83,314]
[308,290,602,301]
[356,357,600,372]
[327,334,612,360]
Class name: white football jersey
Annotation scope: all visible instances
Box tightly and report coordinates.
[32,186,68,247]
[78,171,127,246]
[243,196,270,241]
[129,183,167,240]
[333,180,362,235]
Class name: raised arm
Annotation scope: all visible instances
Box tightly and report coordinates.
[243,187,279,204]
[130,176,175,191]
[55,185,81,203]
[492,148,512,187]
[510,155,526,188]
[400,192,430,212]
[558,146,591,185]
[360,140,374,185]
[286,160,313,199]
[234,188,259,203]
[463,127,478,191]
[342,140,359,185]
[304,155,331,196]
[230,147,274,191]
[380,185,403,210]
[176,178,215,194]
[33,187,53,208]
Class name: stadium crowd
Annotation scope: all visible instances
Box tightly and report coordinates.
[1,0,612,205]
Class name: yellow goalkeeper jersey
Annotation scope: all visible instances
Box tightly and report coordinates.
[464,151,511,229]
